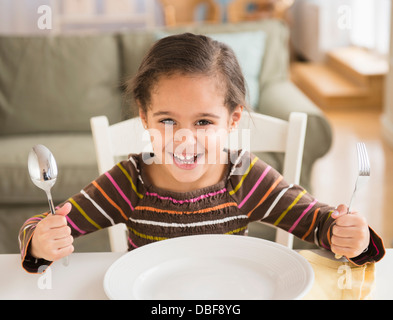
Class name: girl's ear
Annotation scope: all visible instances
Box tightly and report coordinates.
[138,106,148,129]
[230,105,243,130]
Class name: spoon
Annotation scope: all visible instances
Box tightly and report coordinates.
[28,144,57,215]
[28,144,69,266]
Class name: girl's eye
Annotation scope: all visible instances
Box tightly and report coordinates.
[160,119,175,125]
[196,119,212,126]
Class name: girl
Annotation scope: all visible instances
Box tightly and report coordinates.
[19,33,384,273]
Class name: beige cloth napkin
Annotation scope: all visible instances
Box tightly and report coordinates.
[299,250,376,300]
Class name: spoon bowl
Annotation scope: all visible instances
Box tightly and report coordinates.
[28,144,58,214]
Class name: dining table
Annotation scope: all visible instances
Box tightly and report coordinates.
[0,249,392,300]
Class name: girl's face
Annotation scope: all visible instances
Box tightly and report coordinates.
[139,74,242,186]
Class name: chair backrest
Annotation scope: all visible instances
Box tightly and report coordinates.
[158,0,220,26]
[227,0,295,22]
[90,111,307,251]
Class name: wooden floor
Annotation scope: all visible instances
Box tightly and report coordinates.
[311,109,393,248]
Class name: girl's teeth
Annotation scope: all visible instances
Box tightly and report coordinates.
[173,154,197,163]
[175,154,193,160]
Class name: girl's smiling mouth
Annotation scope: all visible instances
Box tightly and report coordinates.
[169,152,204,170]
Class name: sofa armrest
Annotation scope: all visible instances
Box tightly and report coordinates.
[256,80,333,192]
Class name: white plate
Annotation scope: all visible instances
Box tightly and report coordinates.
[104,234,314,300]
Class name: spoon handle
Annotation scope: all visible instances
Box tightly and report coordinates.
[45,190,56,215]
[47,195,56,215]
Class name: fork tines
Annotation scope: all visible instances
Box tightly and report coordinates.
[357,142,370,177]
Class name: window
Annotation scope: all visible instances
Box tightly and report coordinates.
[349,0,391,55]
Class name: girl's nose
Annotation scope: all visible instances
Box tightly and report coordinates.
[174,127,197,144]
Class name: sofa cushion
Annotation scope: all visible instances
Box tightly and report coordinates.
[0,134,99,204]
[204,31,265,109]
[0,34,123,135]
[117,31,157,118]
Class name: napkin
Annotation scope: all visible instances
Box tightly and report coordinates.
[299,250,376,300]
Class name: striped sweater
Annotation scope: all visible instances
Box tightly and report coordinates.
[19,150,385,273]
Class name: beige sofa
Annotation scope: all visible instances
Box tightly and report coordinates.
[0,19,332,253]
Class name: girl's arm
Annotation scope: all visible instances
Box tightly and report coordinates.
[228,152,385,265]
[19,158,142,273]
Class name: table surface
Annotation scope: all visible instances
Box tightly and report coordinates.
[0,249,392,300]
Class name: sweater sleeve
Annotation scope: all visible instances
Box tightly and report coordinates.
[228,151,385,265]
[19,157,143,273]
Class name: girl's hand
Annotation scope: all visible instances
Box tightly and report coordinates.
[30,203,74,261]
[331,204,370,258]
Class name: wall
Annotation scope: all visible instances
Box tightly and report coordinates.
[290,0,391,62]
[0,0,163,34]
[382,2,393,148]
[0,0,55,34]
[290,0,352,62]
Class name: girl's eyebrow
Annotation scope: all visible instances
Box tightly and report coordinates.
[152,111,220,119]
[152,111,174,117]
[197,112,220,119]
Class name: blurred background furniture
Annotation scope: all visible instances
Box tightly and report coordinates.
[0,18,332,254]
[54,0,157,31]
[158,0,295,26]
[159,0,220,26]
[227,0,294,22]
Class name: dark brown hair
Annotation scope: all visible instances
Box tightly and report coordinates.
[127,33,248,115]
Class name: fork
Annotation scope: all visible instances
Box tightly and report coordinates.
[335,142,370,259]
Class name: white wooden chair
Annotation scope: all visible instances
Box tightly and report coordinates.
[90,111,307,252]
